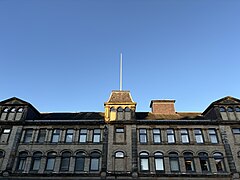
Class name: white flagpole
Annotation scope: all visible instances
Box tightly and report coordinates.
[120,53,123,91]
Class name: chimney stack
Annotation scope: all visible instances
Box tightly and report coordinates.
[150,100,176,114]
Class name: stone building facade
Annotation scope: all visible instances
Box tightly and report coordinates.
[0,90,240,179]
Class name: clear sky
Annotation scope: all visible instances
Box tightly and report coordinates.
[0,0,240,113]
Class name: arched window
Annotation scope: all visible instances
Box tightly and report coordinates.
[75,152,86,171]
[7,108,15,120]
[117,107,124,120]
[236,107,240,112]
[110,107,116,121]
[199,152,210,172]
[45,152,57,171]
[124,107,131,120]
[169,152,180,172]
[213,153,225,172]
[184,152,195,172]
[154,152,164,172]
[17,152,28,171]
[219,107,226,112]
[115,151,124,158]
[90,152,100,171]
[139,152,149,171]
[227,107,234,112]
[15,108,23,120]
[0,108,8,120]
[60,151,71,171]
[31,152,42,171]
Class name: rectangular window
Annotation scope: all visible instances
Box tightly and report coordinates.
[93,129,101,143]
[79,129,87,143]
[24,129,33,143]
[46,158,55,171]
[232,128,240,143]
[90,158,99,171]
[51,129,61,143]
[116,128,124,133]
[194,129,204,143]
[139,128,147,144]
[167,129,175,143]
[37,129,46,143]
[181,129,189,144]
[0,128,11,143]
[65,129,74,143]
[209,129,218,144]
[153,128,161,144]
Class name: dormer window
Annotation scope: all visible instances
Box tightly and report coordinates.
[235,107,240,112]
[227,107,234,112]
[7,108,16,120]
[0,108,8,120]
[220,107,226,112]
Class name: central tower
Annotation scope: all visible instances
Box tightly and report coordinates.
[104,90,136,122]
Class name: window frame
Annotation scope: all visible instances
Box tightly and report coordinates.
[154,152,164,172]
[167,129,175,144]
[139,128,147,144]
[79,129,88,143]
[60,152,71,171]
[194,129,204,144]
[208,129,218,144]
[45,152,57,171]
[51,129,61,143]
[169,152,180,172]
[30,152,42,171]
[23,129,33,143]
[89,152,100,171]
[183,152,195,172]
[180,129,190,144]
[139,152,150,172]
[92,129,101,143]
[153,128,161,144]
[75,152,86,172]
[65,129,74,143]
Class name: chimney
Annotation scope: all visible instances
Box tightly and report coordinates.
[150,100,176,114]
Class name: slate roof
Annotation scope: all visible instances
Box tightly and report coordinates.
[136,112,203,120]
[40,112,104,120]
[106,90,135,103]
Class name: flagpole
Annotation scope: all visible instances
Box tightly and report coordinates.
[120,53,122,91]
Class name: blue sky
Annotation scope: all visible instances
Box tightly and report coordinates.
[0,0,240,113]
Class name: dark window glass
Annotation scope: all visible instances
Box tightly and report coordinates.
[51,129,60,143]
[0,151,5,158]
[60,152,71,171]
[154,152,164,171]
[181,129,189,143]
[213,153,225,172]
[194,129,204,143]
[90,152,100,171]
[199,152,210,172]
[209,129,218,144]
[167,129,175,143]
[65,129,74,143]
[15,108,23,120]
[139,128,147,143]
[31,152,42,171]
[46,152,57,171]
[93,129,101,143]
[184,152,195,172]
[79,129,87,143]
[17,152,28,171]
[140,152,149,171]
[169,152,179,172]
[153,129,161,143]
[75,152,85,171]
[37,129,46,143]
[24,129,33,143]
